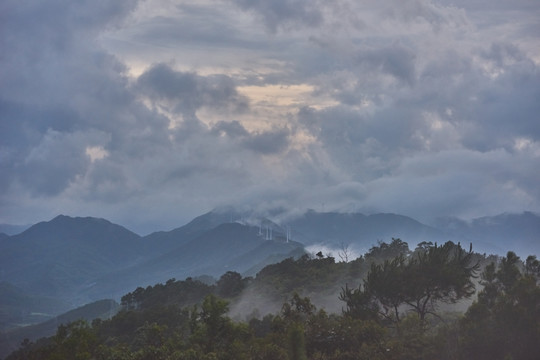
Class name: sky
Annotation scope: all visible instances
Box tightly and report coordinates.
[1,0,539,234]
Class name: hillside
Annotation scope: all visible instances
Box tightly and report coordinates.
[0,299,119,359]
[142,208,244,252]
[0,213,306,326]
[288,211,446,250]
[432,212,540,257]
[4,241,539,360]
[0,209,538,338]
[88,223,305,300]
[0,215,145,302]
[0,282,70,331]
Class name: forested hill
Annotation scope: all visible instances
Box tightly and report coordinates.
[4,240,539,360]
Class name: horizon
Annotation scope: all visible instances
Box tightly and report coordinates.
[1,208,538,238]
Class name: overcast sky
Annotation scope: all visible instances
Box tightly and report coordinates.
[1,0,539,234]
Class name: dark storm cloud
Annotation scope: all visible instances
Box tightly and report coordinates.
[243,127,290,155]
[0,0,171,203]
[471,54,540,146]
[16,131,91,195]
[357,44,417,86]
[137,63,249,117]
[212,121,250,138]
[210,121,291,155]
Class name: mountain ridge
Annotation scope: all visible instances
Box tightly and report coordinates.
[1,209,538,335]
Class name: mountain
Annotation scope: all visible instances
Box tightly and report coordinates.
[432,212,540,257]
[0,299,119,359]
[89,222,305,299]
[0,224,30,236]
[1,209,538,338]
[0,213,306,326]
[0,215,145,303]
[286,211,540,257]
[287,211,447,251]
[142,208,245,254]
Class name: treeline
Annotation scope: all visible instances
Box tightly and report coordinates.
[5,240,540,360]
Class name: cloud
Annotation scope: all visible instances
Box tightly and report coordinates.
[229,0,325,32]
[242,127,291,155]
[1,0,539,233]
[136,63,249,118]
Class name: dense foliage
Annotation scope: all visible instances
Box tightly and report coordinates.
[5,241,539,360]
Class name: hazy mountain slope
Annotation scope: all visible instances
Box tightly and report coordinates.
[141,223,265,275]
[209,238,305,275]
[241,247,307,277]
[0,215,145,301]
[433,212,540,257]
[0,224,30,236]
[0,282,71,331]
[89,223,305,299]
[288,211,448,250]
[1,209,537,339]
[142,209,243,254]
[0,299,119,359]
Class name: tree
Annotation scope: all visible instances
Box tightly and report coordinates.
[196,294,230,352]
[216,271,246,298]
[525,255,540,278]
[364,254,407,325]
[339,283,380,321]
[460,252,540,360]
[338,242,351,263]
[50,320,97,360]
[496,251,521,289]
[281,293,316,324]
[287,323,307,360]
[402,241,479,321]
[366,238,410,260]
[342,241,479,325]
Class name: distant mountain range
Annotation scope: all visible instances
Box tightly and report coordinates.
[0,209,538,335]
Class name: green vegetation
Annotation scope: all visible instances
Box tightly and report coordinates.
[5,241,539,360]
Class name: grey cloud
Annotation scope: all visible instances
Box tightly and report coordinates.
[358,44,417,86]
[17,130,90,195]
[481,42,526,67]
[211,121,249,138]
[0,0,170,200]
[361,147,540,220]
[472,61,540,146]
[0,0,139,54]
[137,64,200,111]
[229,0,324,32]
[298,104,427,180]
[414,43,540,152]
[382,0,456,29]
[243,127,290,155]
[131,9,263,51]
[136,63,249,117]
[2,0,540,232]
[210,121,291,155]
